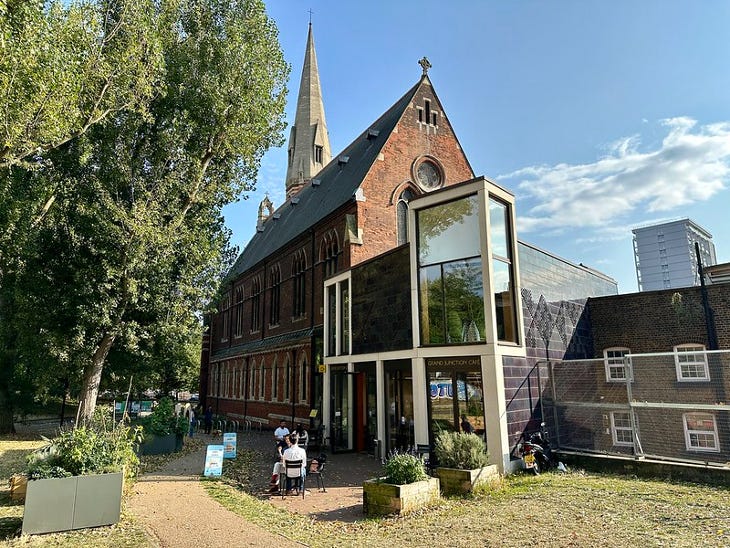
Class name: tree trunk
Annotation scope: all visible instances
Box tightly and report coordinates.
[77,332,117,425]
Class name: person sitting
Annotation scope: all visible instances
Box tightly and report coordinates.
[460,414,474,434]
[269,435,292,492]
[273,419,290,453]
[294,423,308,448]
[282,434,307,494]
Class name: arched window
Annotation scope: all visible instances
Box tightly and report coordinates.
[321,230,339,278]
[251,276,262,332]
[234,287,244,337]
[299,355,308,403]
[220,292,231,341]
[292,249,307,318]
[258,360,265,399]
[397,188,414,245]
[284,357,291,402]
[269,264,281,326]
[272,358,279,401]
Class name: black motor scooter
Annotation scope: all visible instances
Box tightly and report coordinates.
[517,422,553,475]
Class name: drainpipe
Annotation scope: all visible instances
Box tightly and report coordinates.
[696,242,718,350]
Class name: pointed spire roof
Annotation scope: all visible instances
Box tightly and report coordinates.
[284,23,331,199]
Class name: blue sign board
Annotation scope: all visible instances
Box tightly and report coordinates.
[204,445,225,477]
[223,433,237,459]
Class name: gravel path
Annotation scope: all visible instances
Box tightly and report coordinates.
[130,438,288,547]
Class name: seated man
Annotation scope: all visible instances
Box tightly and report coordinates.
[282,434,307,493]
[273,420,290,453]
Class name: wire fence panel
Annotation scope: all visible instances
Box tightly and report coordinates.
[546,350,730,467]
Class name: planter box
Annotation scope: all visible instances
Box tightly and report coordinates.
[435,464,499,496]
[138,433,182,455]
[22,472,123,535]
[362,477,440,517]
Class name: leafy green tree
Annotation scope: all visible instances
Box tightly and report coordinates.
[0,0,289,432]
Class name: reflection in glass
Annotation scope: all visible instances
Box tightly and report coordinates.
[420,258,485,345]
[428,370,485,438]
[327,285,336,355]
[492,260,516,342]
[417,195,480,266]
[340,282,350,354]
[489,198,510,259]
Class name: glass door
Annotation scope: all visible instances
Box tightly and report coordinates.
[385,360,414,453]
[330,366,351,452]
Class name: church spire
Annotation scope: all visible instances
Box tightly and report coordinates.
[285,23,331,199]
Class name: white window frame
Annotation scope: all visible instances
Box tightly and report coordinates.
[683,413,719,452]
[674,344,710,382]
[603,347,631,382]
[610,411,634,447]
[323,272,352,357]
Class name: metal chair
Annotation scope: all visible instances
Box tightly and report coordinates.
[307,454,326,492]
[281,459,305,499]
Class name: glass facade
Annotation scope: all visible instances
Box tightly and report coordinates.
[490,198,517,343]
[417,195,485,345]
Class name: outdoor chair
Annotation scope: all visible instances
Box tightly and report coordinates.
[307,454,326,492]
[415,444,433,476]
[281,459,305,499]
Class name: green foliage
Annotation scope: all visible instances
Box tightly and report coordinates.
[138,397,187,437]
[434,431,489,469]
[0,0,289,429]
[383,452,428,485]
[26,416,142,479]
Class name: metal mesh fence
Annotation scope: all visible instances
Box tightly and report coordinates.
[544,350,730,467]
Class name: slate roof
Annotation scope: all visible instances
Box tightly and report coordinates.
[210,328,317,361]
[227,78,423,279]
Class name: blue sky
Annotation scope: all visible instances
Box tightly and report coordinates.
[223,0,730,294]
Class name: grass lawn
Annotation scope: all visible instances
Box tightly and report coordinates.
[205,468,730,547]
[0,435,152,547]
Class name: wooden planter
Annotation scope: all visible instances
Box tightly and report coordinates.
[434,464,499,496]
[10,474,28,502]
[22,472,124,535]
[362,477,440,517]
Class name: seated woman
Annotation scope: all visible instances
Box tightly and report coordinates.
[293,423,308,448]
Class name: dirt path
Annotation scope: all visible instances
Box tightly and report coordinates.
[130,439,288,548]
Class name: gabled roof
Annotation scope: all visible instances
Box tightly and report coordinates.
[227,78,423,279]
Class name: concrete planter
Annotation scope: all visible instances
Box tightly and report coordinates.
[435,464,499,496]
[138,433,182,455]
[22,472,124,535]
[362,477,440,517]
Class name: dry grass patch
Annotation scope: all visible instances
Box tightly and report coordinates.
[206,468,730,547]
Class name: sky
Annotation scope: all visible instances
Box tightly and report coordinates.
[223,0,730,294]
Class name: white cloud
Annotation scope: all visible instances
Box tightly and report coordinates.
[501,117,730,234]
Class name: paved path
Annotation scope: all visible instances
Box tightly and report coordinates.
[130,440,287,547]
[130,431,384,546]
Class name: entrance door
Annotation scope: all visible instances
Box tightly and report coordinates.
[330,366,351,452]
[353,363,378,454]
[385,360,414,453]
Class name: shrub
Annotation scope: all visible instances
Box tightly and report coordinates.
[433,431,489,469]
[137,398,187,437]
[27,412,142,480]
[383,452,428,485]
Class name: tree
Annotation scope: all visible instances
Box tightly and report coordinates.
[0,0,289,432]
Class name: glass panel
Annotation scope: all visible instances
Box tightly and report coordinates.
[340,282,350,354]
[428,372,455,433]
[331,367,351,451]
[386,366,414,452]
[444,258,484,343]
[456,372,485,435]
[489,198,510,259]
[417,195,480,266]
[420,264,445,345]
[492,259,517,342]
[327,284,336,356]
